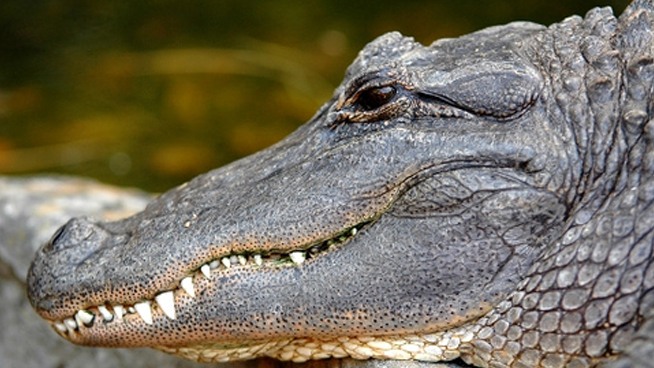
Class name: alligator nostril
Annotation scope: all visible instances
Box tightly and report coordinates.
[43,217,97,253]
[47,224,67,251]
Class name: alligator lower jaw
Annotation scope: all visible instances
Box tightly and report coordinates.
[155,326,481,363]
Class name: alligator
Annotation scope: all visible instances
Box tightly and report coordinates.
[27,1,654,367]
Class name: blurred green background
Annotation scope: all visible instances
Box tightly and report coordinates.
[0,0,630,192]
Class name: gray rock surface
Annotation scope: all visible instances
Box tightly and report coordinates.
[0,175,469,368]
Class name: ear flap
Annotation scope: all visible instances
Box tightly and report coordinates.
[419,60,543,119]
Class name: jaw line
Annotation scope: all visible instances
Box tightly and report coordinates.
[45,219,376,345]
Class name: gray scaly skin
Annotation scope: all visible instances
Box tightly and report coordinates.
[26,1,654,367]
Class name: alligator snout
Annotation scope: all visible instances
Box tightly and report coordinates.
[27,216,131,317]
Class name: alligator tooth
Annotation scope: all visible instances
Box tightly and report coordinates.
[237,255,247,265]
[253,254,263,266]
[338,235,347,242]
[155,291,176,320]
[134,301,153,325]
[74,313,83,327]
[221,257,231,268]
[53,321,67,333]
[209,260,220,269]
[327,239,336,246]
[180,276,195,297]
[113,305,125,321]
[289,251,306,265]
[200,264,211,278]
[75,310,95,327]
[351,228,357,236]
[64,317,78,331]
[97,305,114,322]
[127,306,136,314]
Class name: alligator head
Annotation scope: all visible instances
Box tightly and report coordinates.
[27,2,654,366]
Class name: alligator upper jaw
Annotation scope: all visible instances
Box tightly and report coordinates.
[28,199,384,324]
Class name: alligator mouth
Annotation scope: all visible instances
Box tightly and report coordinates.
[47,162,528,337]
[44,214,483,364]
[48,221,372,336]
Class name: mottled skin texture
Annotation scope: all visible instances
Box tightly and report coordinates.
[26,1,654,367]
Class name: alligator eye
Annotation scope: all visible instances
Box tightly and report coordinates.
[356,85,396,110]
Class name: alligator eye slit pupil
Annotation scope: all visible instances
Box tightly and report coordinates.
[357,85,396,110]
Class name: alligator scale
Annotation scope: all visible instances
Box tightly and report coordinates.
[27,1,654,367]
